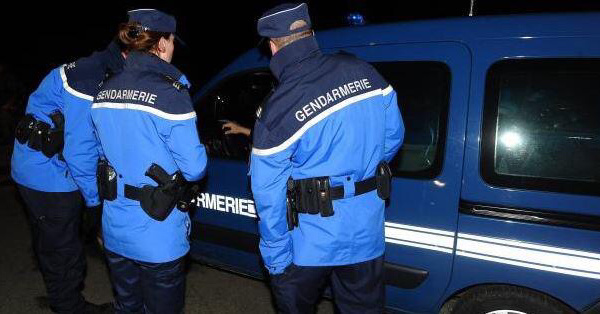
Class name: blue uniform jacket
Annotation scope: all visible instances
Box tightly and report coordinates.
[250,37,404,274]
[11,41,124,207]
[91,52,207,263]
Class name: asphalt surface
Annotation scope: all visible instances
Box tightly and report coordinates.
[0,146,335,314]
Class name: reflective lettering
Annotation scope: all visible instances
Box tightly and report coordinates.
[195,193,257,218]
[216,195,225,211]
[292,78,373,122]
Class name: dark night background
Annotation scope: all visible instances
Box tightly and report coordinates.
[1,0,600,178]
[2,0,600,98]
[0,0,600,178]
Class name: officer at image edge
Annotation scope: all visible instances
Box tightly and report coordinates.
[10,16,126,314]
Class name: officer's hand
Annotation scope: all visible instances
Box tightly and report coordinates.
[82,205,103,239]
[222,121,251,137]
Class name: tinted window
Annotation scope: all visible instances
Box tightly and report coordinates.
[195,70,275,160]
[373,62,451,179]
[482,59,600,196]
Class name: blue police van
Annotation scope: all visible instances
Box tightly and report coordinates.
[189,13,600,314]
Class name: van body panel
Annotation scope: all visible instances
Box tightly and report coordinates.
[191,13,600,313]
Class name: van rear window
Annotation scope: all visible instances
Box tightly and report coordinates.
[373,62,451,179]
[482,59,600,196]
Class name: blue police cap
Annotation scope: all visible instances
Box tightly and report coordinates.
[128,9,176,34]
[257,3,312,38]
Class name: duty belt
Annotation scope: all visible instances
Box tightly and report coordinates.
[329,176,377,200]
[286,161,392,230]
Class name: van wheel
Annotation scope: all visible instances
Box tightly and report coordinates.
[449,285,574,314]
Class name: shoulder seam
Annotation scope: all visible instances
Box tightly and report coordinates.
[60,65,94,101]
[252,87,385,156]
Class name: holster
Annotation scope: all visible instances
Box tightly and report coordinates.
[375,161,392,200]
[139,185,178,221]
[97,159,117,201]
[127,163,190,221]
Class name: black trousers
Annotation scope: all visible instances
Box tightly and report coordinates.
[270,256,385,314]
[105,250,185,314]
[17,184,86,314]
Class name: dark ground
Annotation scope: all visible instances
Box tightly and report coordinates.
[0,146,334,313]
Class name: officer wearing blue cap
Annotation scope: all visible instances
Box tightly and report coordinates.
[11,20,125,314]
[251,3,404,313]
[91,8,207,313]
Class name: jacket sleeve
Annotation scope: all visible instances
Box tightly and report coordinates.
[60,66,101,207]
[382,86,405,162]
[250,121,295,275]
[25,68,64,124]
[155,98,207,181]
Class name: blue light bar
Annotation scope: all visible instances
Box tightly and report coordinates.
[346,13,366,26]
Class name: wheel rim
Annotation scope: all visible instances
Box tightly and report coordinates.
[485,311,527,314]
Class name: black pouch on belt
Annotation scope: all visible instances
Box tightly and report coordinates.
[41,111,64,158]
[97,160,117,201]
[15,114,36,144]
[376,161,392,200]
[27,121,50,151]
[296,177,334,217]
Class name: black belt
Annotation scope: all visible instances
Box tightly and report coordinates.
[124,184,144,201]
[298,176,377,200]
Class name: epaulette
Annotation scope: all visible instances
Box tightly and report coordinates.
[98,69,114,89]
[163,75,188,92]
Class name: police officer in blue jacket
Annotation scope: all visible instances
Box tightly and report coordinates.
[251,3,405,313]
[11,32,125,313]
[90,9,207,313]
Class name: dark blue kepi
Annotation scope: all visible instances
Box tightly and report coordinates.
[257,3,312,38]
[128,8,187,46]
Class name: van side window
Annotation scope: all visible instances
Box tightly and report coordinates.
[195,70,275,160]
[482,59,600,196]
[373,62,451,179]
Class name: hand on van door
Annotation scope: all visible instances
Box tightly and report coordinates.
[222,120,251,137]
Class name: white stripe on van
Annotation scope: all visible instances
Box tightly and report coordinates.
[383,223,600,280]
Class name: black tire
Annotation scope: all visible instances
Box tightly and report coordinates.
[450,285,575,314]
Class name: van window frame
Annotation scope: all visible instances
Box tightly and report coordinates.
[481,58,600,197]
[372,61,451,180]
[194,68,274,161]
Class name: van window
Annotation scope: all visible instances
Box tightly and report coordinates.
[195,70,275,160]
[373,62,451,179]
[482,59,600,196]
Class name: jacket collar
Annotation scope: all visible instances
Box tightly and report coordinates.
[269,36,321,81]
[125,51,183,80]
[102,40,125,75]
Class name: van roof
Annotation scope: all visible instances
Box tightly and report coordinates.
[316,12,600,48]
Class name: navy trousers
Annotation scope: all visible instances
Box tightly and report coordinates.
[270,256,385,314]
[17,185,86,314]
[105,250,185,314]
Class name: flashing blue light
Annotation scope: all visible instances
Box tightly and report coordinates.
[346,13,366,26]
